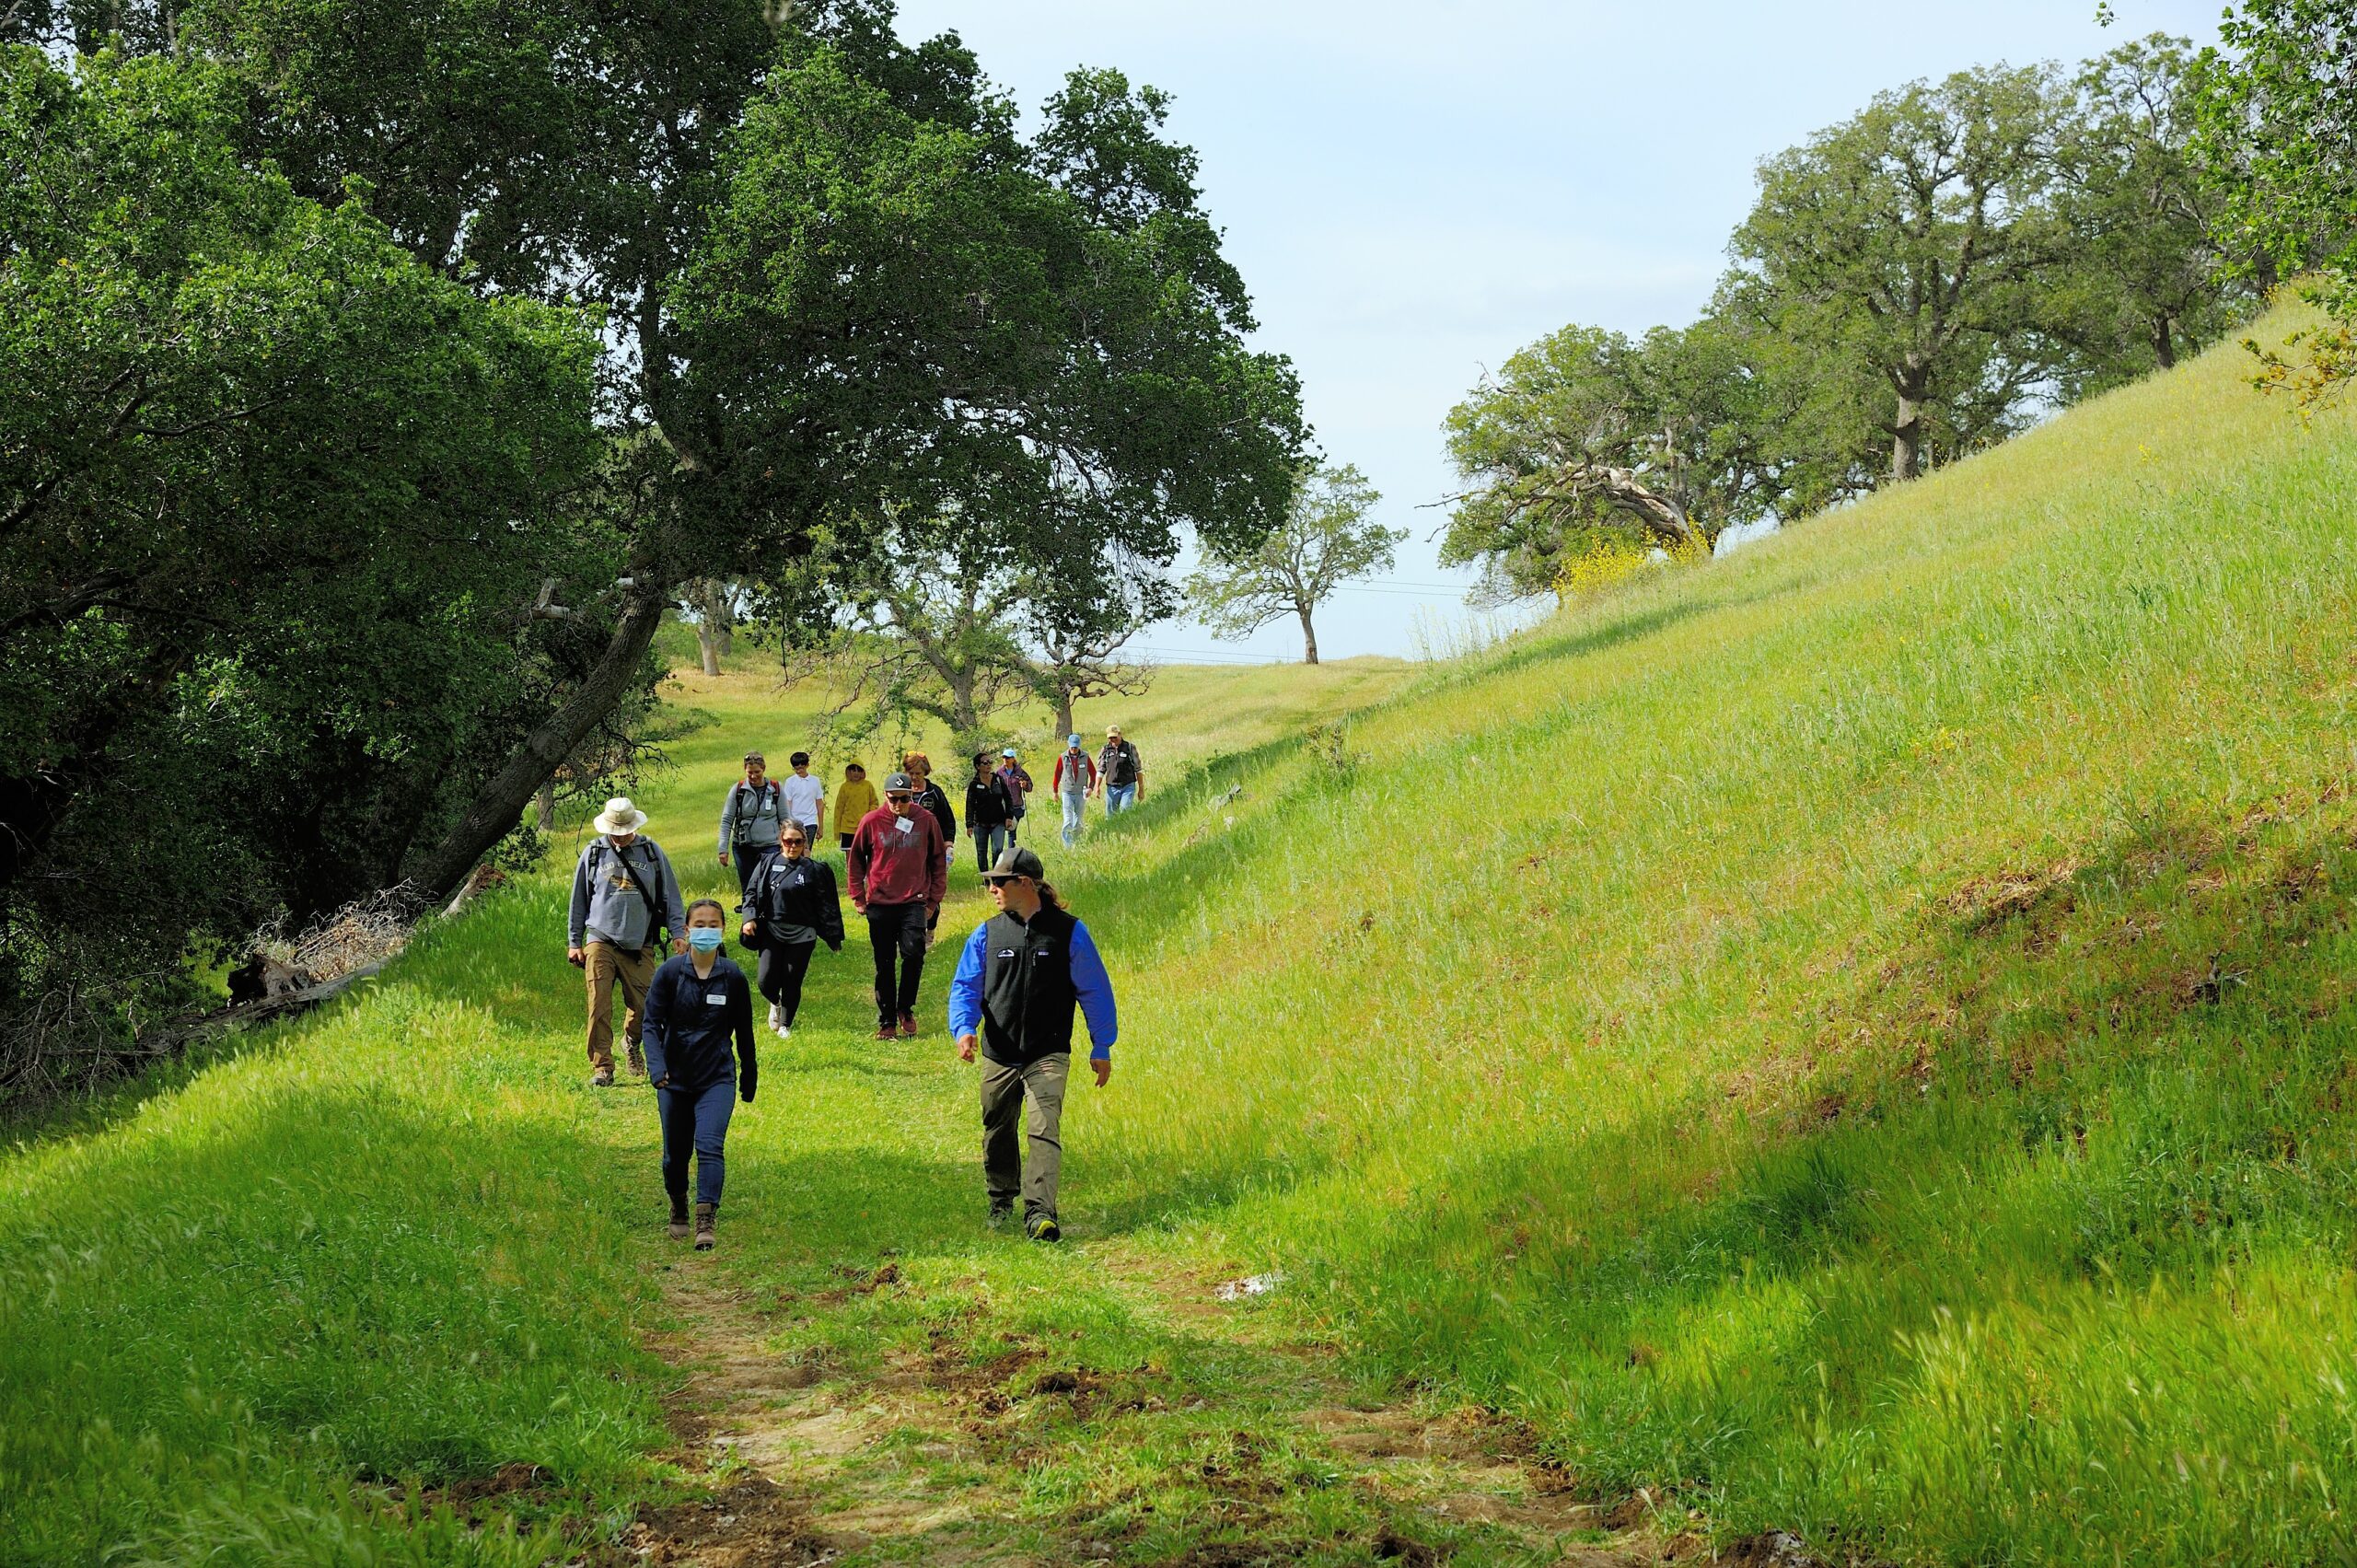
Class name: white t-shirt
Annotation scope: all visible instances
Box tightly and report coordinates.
[781,772,827,827]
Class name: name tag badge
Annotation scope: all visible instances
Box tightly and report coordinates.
[704,991,727,1005]
[894,816,915,835]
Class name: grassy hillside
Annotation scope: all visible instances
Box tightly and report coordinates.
[4,306,2355,1565]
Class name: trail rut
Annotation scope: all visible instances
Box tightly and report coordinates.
[616,1253,1677,1567]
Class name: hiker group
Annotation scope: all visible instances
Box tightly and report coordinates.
[563,730,1142,1249]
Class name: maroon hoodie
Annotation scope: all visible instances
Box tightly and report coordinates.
[847,804,947,909]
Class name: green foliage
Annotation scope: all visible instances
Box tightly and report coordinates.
[1442,319,1794,600]
[2049,35,2244,391]
[2194,0,2357,403]
[1732,63,2070,484]
[1185,464,1398,662]
[0,47,604,1096]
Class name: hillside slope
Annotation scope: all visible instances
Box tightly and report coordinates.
[3,308,2353,1566]
[1085,308,2357,1561]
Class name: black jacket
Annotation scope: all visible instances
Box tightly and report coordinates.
[739,854,845,950]
[918,780,957,843]
[644,953,757,1098]
[964,773,1015,830]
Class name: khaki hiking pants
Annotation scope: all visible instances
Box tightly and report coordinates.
[981,1051,1069,1221]
[584,940,657,1071]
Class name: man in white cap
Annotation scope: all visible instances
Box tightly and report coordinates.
[1096,726,1143,816]
[567,796,688,1086]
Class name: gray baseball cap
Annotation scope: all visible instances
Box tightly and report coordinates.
[981,845,1046,883]
[883,772,915,793]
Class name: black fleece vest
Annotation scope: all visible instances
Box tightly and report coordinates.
[977,904,1079,1065]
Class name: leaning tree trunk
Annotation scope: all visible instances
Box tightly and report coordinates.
[1587,466,1702,554]
[1297,605,1320,665]
[405,582,672,902]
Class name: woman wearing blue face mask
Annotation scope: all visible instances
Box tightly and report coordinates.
[642,898,757,1250]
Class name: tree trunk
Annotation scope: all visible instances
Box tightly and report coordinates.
[695,621,721,677]
[1588,466,1701,552]
[404,582,671,902]
[1297,605,1319,665]
[2153,316,2177,371]
[535,778,557,831]
[1053,689,1076,742]
[1890,360,1929,482]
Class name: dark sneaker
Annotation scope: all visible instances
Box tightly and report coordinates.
[1024,1213,1061,1243]
[897,1011,919,1039]
[668,1196,691,1241]
[590,1064,616,1087]
[874,1023,898,1041]
[987,1202,1014,1231]
[693,1202,717,1251]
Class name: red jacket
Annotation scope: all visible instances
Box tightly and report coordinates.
[847,805,947,909]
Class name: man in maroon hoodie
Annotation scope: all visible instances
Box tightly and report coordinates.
[846,771,949,1040]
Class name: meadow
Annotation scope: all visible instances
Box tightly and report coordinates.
[5,303,2357,1564]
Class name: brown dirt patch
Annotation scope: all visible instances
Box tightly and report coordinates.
[610,1476,833,1567]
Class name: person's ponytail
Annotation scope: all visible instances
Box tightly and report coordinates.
[1035,881,1065,912]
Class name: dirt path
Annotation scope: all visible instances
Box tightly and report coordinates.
[613,1249,1678,1567]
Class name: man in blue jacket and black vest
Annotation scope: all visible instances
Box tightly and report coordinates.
[948,845,1117,1242]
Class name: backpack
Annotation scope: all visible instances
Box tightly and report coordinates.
[727,780,782,843]
[589,840,665,940]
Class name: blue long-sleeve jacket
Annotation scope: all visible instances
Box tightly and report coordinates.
[947,909,1116,1063]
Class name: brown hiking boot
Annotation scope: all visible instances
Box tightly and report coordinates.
[693,1202,716,1251]
[667,1195,690,1240]
[625,1040,646,1076]
[874,1023,897,1041]
[590,1064,615,1087]
[897,1011,919,1039]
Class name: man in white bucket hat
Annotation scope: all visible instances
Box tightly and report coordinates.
[567,796,688,1086]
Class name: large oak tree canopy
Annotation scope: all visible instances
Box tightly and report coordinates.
[169,0,1302,902]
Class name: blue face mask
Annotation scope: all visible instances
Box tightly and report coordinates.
[687,927,724,954]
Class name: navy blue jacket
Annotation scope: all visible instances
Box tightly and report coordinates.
[644,953,758,1099]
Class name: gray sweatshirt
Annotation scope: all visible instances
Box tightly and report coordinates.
[568,836,687,950]
[718,779,786,854]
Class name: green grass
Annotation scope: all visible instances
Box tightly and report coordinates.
[6,303,2357,1564]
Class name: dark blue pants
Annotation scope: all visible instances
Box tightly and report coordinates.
[656,1078,736,1206]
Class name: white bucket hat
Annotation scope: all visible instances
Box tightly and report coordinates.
[593,796,648,836]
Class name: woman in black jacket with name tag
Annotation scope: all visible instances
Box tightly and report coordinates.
[644,900,757,1250]
[737,822,845,1039]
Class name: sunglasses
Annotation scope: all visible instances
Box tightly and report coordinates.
[887,793,917,804]
[780,836,807,846]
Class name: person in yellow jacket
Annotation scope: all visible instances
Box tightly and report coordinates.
[832,761,879,852]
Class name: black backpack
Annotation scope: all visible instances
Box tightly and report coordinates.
[727,780,782,844]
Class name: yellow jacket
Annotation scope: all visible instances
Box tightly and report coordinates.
[832,777,879,835]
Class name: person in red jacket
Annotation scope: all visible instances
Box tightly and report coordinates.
[846,771,949,1040]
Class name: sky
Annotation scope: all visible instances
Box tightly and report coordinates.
[888,0,2229,664]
